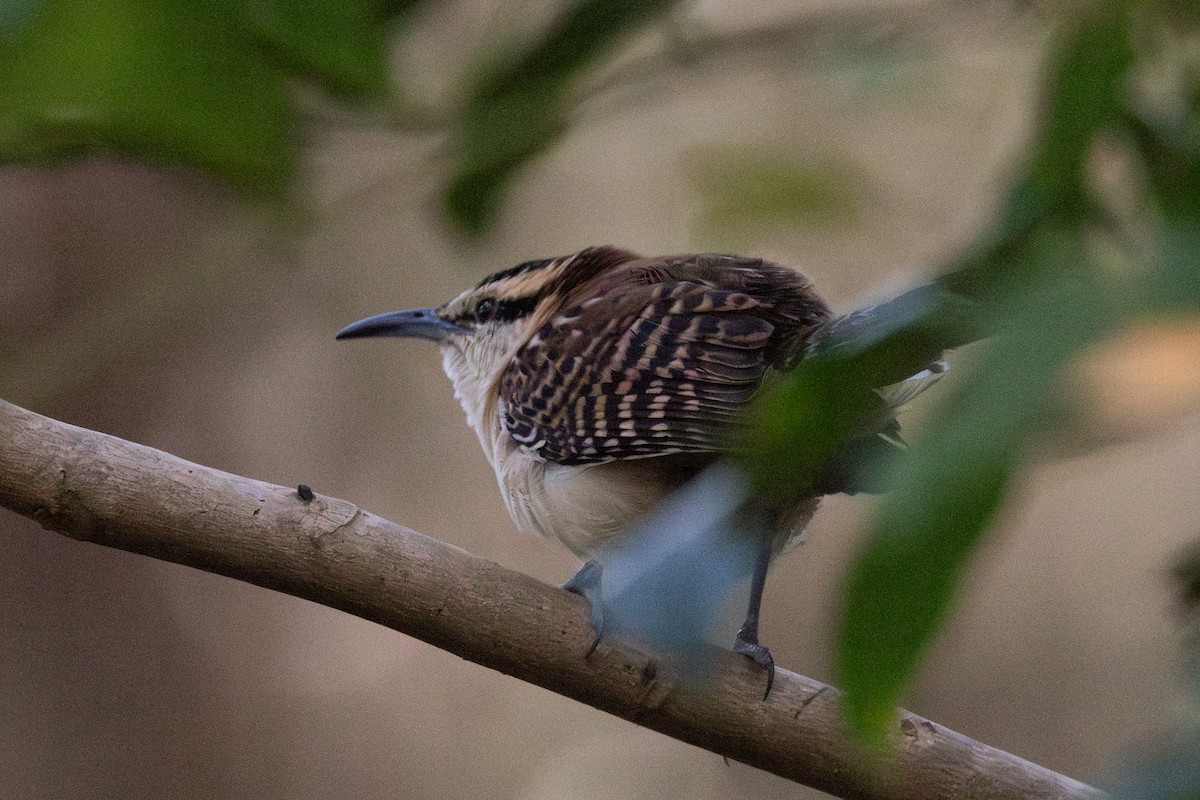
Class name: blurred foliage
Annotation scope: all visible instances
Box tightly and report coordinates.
[0,0,678,220]
[0,0,417,192]
[444,0,680,231]
[734,0,1200,742]
[683,144,861,241]
[5,0,1200,780]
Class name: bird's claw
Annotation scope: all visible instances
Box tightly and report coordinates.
[562,560,605,656]
[733,627,775,699]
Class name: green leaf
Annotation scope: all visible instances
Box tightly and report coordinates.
[1125,91,1200,225]
[742,359,888,500]
[445,0,680,233]
[241,0,412,98]
[1025,4,1135,198]
[471,0,679,100]
[446,79,570,234]
[741,280,978,502]
[1159,222,1200,311]
[0,0,293,191]
[946,2,1136,298]
[0,0,416,192]
[826,4,1200,740]
[837,228,1115,740]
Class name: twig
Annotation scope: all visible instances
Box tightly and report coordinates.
[0,398,1106,800]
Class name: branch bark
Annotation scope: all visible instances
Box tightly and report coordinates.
[0,398,1105,800]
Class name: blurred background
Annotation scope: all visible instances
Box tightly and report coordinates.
[3,0,1200,798]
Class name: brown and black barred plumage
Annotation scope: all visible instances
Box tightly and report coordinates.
[499,249,830,465]
[336,246,943,687]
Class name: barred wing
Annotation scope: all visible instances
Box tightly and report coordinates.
[499,282,788,465]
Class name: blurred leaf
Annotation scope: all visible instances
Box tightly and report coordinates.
[828,1,1200,743]
[470,0,678,100]
[1126,55,1200,304]
[837,228,1116,740]
[742,358,889,502]
[0,0,292,190]
[0,0,40,33]
[951,4,1136,296]
[1125,90,1200,217]
[1028,6,1134,198]
[0,0,414,193]
[241,0,413,98]
[685,146,860,238]
[446,81,570,234]
[744,5,1152,729]
[1160,222,1200,310]
[597,462,761,662]
[445,0,680,233]
[741,280,977,502]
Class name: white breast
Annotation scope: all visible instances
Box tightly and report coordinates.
[441,344,652,555]
[491,442,672,558]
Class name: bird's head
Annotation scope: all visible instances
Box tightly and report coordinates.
[335,246,639,385]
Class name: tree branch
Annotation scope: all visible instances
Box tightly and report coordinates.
[0,398,1105,800]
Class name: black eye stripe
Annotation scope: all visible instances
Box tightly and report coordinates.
[473,295,539,323]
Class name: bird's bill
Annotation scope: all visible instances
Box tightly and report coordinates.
[335,308,466,343]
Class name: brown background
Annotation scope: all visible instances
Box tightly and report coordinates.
[3,2,1198,798]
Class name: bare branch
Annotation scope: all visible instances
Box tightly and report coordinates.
[0,399,1105,800]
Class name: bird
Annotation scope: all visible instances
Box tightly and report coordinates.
[336,245,947,692]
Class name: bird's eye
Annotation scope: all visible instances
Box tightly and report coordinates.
[475,298,499,322]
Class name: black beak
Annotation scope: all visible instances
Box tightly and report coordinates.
[335,308,466,343]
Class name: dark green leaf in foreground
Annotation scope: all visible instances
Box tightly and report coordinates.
[741,281,973,503]
[828,4,1141,740]
[445,0,679,233]
[1026,7,1134,200]
[837,229,1116,740]
[446,82,571,235]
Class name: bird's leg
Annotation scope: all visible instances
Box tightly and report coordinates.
[732,542,775,699]
[561,560,605,656]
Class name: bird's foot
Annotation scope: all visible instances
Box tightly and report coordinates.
[561,560,605,656]
[732,627,775,700]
